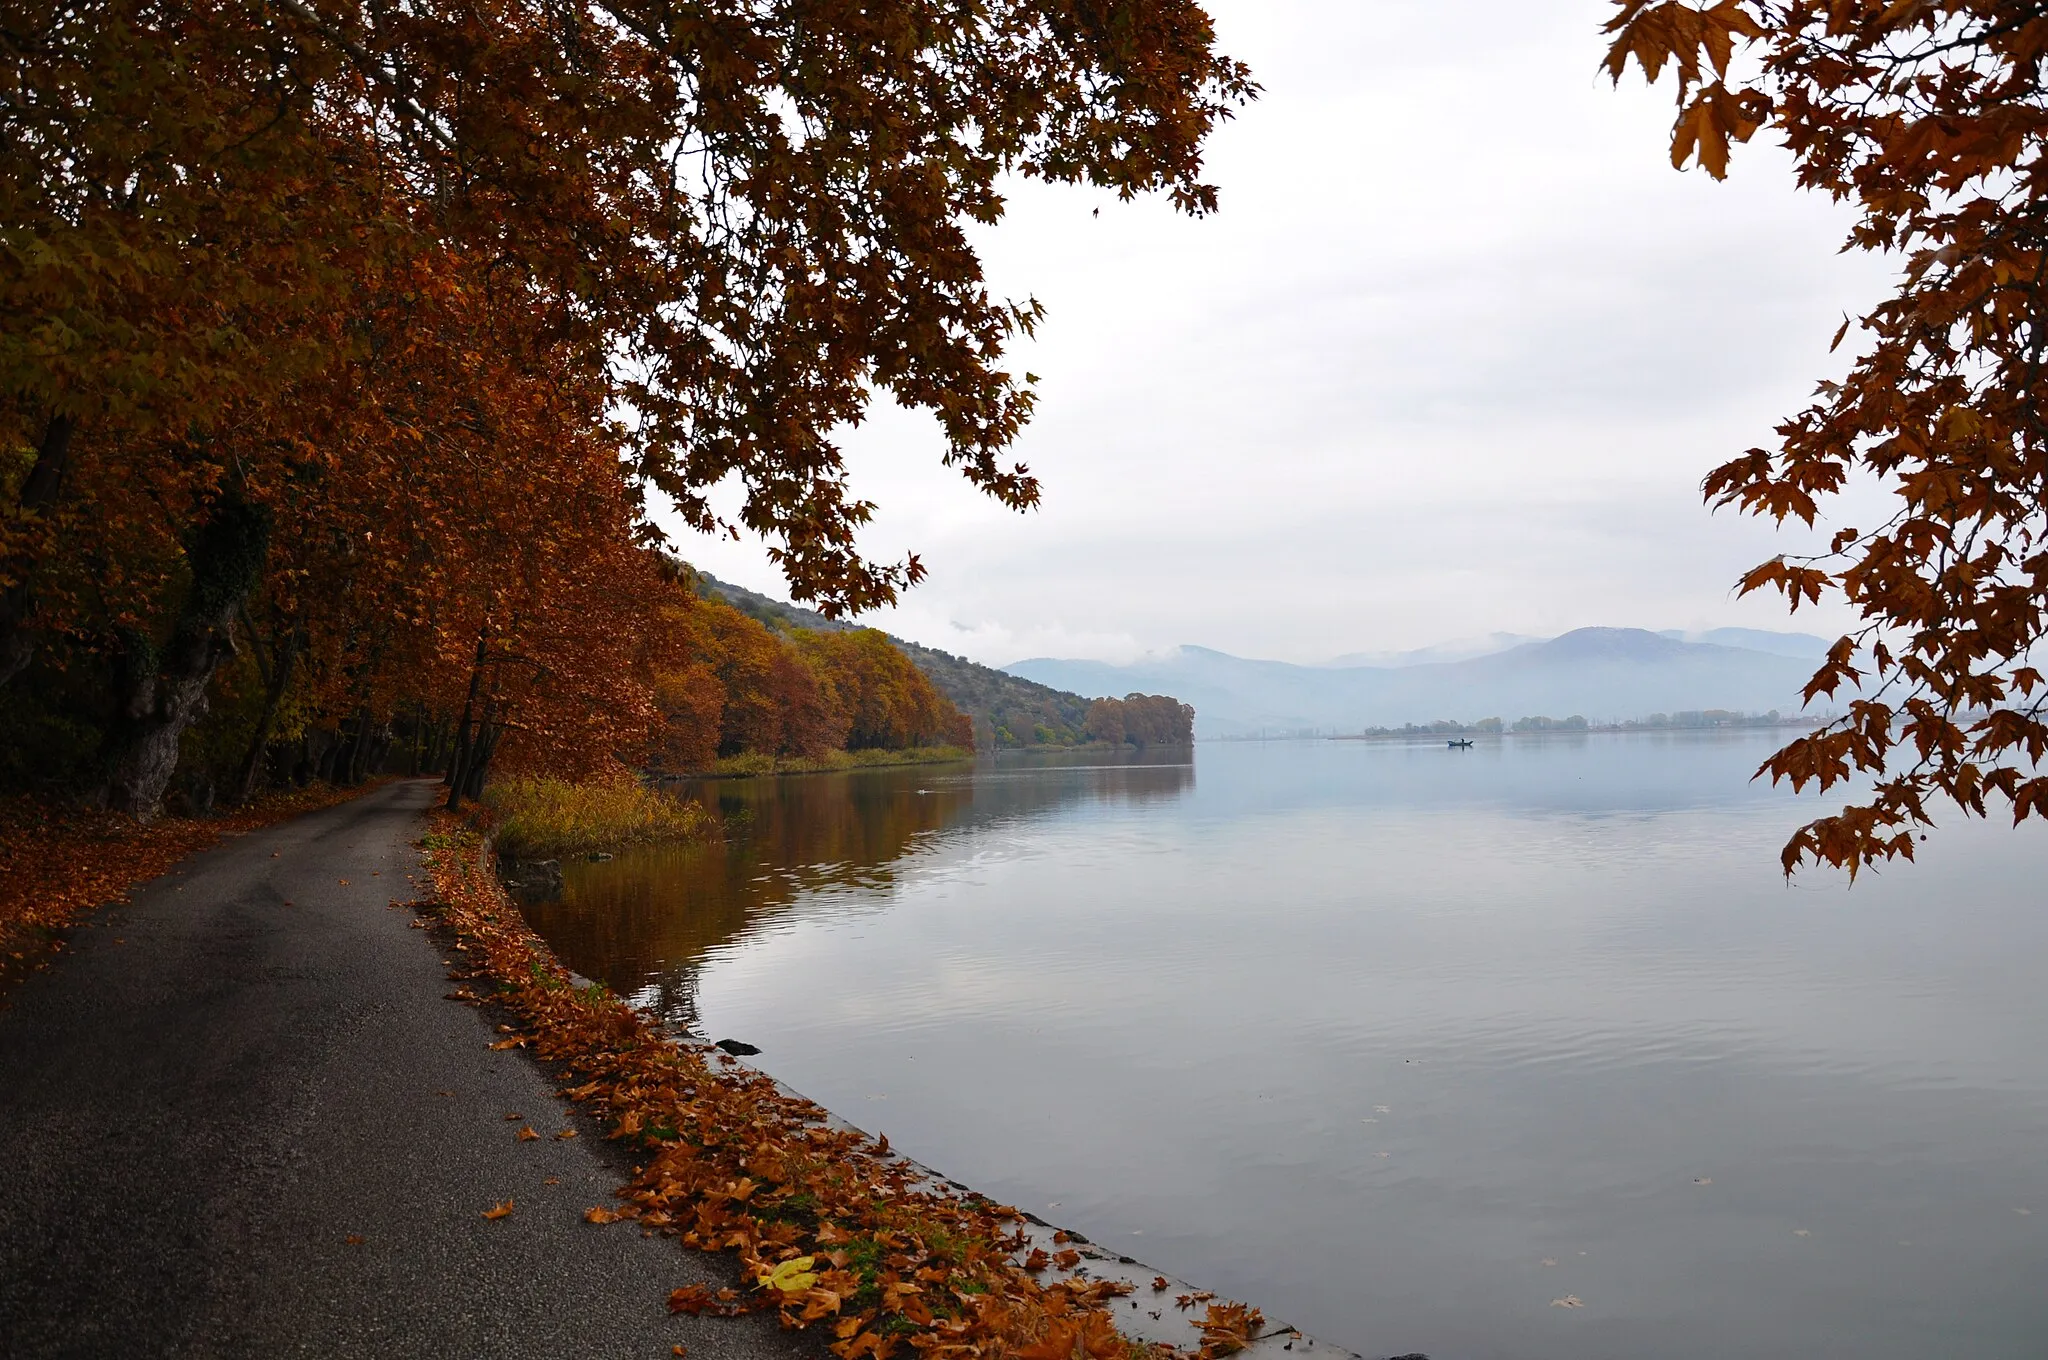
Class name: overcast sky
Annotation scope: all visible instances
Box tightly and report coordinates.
[663,0,1898,668]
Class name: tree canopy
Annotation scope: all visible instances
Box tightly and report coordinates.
[1607,1,2048,873]
[2,0,1249,814]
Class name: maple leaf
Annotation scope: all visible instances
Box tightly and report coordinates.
[1195,1302,1263,1358]
[669,1285,752,1317]
[516,1126,539,1141]
[482,1200,514,1220]
[757,1256,821,1294]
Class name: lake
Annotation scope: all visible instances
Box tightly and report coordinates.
[521,734,2048,1360]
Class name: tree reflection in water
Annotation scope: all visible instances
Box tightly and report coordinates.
[520,749,1194,1033]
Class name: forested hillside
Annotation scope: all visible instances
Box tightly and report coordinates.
[693,573,1113,748]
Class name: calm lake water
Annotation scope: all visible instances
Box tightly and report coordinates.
[523,735,2048,1360]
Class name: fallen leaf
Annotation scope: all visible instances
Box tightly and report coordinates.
[673,1348,688,1357]
[555,1128,578,1140]
[543,1177,559,1185]
[669,1285,751,1317]
[757,1256,819,1293]
[516,1126,539,1141]
[1196,1301,1263,1357]
[1051,1248,1081,1270]
[503,1113,523,1120]
[1693,1177,1713,1185]
[338,879,349,885]
[345,1234,364,1246]
[585,1206,623,1224]
[482,1200,514,1220]
[1152,1276,1171,1292]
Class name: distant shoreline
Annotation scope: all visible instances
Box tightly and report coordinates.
[681,745,974,779]
[1287,717,1828,743]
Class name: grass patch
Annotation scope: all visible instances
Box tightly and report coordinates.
[483,776,719,858]
[699,745,973,779]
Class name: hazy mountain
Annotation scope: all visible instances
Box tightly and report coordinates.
[1007,628,1821,737]
[1325,632,1542,668]
[1656,627,1833,659]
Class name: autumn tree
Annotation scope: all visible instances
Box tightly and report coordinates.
[1083,693,1193,747]
[1084,697,1127,747]
[799,629,972,752]
[4,0,1251,815]
[1607,1,2048,872]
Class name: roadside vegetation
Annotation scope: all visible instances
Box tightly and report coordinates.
[482,778,720,860]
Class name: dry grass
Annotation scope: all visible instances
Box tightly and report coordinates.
[700,745,972,779]
[483,777,719,859]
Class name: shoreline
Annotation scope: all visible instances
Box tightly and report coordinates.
[680,746,975,780]
[432,815,1367,1360]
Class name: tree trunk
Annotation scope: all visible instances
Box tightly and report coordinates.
[0,413,76,687]
[463,710,501,801]
[101,493,270,820]
[446,629,488,809]
[232,626,299,805]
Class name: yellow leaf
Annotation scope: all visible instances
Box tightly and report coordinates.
[757,1256,820,1293]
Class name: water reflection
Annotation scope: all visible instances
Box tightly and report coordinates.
[524,748,1194,1029]
[518,736,2048,1360]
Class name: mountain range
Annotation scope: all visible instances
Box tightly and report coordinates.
[1006,627,1832,738]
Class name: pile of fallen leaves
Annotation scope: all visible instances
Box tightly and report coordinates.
[0,783,376,978]
[422,817,1263,1360]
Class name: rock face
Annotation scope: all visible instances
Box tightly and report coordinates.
[495,856,563,904]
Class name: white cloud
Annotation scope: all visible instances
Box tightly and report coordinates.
[661,0,1897,666]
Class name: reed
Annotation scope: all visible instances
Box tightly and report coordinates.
[484,777,718,858]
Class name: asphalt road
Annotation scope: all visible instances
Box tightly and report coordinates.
[0,778,820,1360]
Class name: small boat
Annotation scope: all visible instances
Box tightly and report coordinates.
[1447,739,1473,749]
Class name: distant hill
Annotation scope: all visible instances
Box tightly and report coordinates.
[1656,627,1833,659]
[690,572,1097,747]
[1007,628,1823,738]
[1325,632,1542,669]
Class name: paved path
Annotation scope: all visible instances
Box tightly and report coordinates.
[0,779,817,1360]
